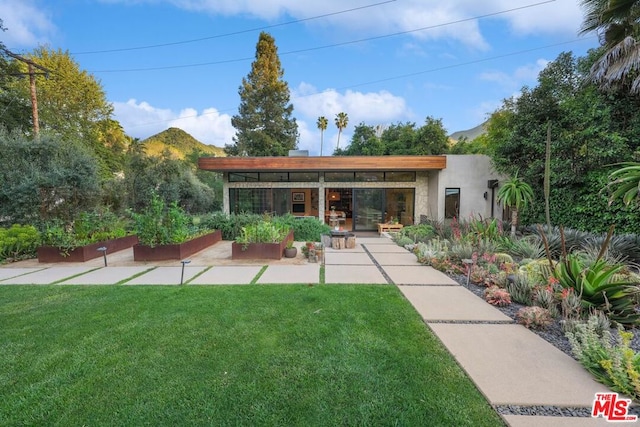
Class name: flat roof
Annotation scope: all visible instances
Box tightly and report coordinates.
[198,155,446,172]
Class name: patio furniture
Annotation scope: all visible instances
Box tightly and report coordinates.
[377,222,404,234]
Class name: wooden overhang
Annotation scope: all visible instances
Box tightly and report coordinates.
[198,155,446,172]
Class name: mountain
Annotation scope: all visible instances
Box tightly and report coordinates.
[141,127,226,159]
[449,122,487,142]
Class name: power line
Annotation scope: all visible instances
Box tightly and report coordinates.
[122,36,593,130]
[90,0,556,73]
[71,0,397,55]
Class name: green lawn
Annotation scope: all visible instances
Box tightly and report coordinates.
[0,285,504,426]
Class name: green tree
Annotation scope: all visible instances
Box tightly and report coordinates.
[0,129,101,225]
[414,116,449,154]
[227,32,298,156]
[497,173,534,237]
[486,50,640,232]
[338,122,383,155]
[123,147,215,214]
[334,112,349,151]
[317,116,328,155]
[580,0,640,94]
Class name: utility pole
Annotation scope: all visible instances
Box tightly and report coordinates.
[2,48,50,137]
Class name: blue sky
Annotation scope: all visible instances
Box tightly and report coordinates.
[1,0,596,155]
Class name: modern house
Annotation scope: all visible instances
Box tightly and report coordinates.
[198,153,505,231]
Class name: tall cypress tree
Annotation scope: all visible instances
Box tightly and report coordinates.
[226,32,298,156]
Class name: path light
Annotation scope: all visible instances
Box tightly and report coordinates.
[462,259,473,287]
[97,247,107,267]
[180,260,191,285]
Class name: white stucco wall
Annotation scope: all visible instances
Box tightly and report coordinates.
[429,155,505,221]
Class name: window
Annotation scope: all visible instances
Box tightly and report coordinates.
[325,172,355,182]
[229,172,259,182]
[355,172,384,182]
[385,171,415,182]
[444,188,460,219]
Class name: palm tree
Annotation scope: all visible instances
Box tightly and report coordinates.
[607,162,640,205]
[580,0,640,93]
[497,173,534,238]
[317,116,328,156]
[334,112,349,151]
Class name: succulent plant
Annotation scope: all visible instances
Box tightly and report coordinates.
[484,285,512,306]
[506,273,534,305]
[516,306,553,329]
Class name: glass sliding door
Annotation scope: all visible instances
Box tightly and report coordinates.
[353,189,385,231]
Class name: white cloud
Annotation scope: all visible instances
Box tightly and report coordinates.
[112,99,235,147]
[0,0,56,47]
[292,83,411,154]
[480,58,549,90]
[167,0,583,48]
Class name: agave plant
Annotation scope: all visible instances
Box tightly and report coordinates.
[553,254,640,326]
[607,162,640,206]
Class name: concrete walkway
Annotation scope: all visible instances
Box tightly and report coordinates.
[0,236,622,426]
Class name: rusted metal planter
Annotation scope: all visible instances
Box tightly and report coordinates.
[133,230,222,261]
[37,235,139,263]
[231,230,294,260]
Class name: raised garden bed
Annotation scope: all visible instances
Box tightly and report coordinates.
[232,230,294,260]
[37,235,139,263]
[133,230,222,261]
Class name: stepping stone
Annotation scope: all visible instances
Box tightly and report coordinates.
[123,266,206,285]
[386,266,459,285]
[324,252,373,265]
[371,252,420,266]
[428,323,607,407]
[257,264,320,284]
[398,286,511,321]
[60,267,152,285]
[324,265,387,284]
[1,267,96,284]
[365,244,409,253]
[0,268,44,282]
[190,266,263,285]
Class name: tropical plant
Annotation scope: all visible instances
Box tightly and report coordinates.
[497,173,534,237]
[334,112,349,151]
[580,0,640,94]
[607,162,640,205]
[554,254,640,326]
[317,116,328,156]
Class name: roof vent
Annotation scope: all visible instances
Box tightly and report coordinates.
[288,150,309,157]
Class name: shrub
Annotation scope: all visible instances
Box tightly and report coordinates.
[0,224,41,261]
[131,192,197,247]
[566,316,640,400]
[235,221,291,245]
[397,224,434,243]
[516,306,553,329]
[272,214,330,242]
[196,212,262,240]
[484,286,511,306]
